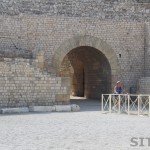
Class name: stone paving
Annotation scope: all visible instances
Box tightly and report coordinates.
[0,100,150,150]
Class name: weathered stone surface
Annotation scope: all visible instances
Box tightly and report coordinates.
[29,106,53,112]
[0,37,32,59]
[0,58,70,108]
[29,105,80,112]
[55,105,71,112]
[1,107,29,114]
[56,94,70,102]
[0,0,150,21]
[137,77,150,94]
[71,104,80,112]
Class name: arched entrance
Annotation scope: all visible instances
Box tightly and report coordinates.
[59,46,111,99]
[48,35,121,102]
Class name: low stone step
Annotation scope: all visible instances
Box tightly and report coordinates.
[54,104,80,112]
[1,107,29,114]
[29,106,54,112]
[55,105,71,112]
[0,105,80,114]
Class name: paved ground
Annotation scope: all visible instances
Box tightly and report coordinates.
[0,99,150,150]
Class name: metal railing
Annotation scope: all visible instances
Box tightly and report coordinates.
[101,94,150,117]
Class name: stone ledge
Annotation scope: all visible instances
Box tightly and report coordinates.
[29,106,53,112]
[0,105,80,114]
[55,105,71,112]
[1,107,29,114]
[29,105,80,112]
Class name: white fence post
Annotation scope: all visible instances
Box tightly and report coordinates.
[128,94,130,115]
[109,94,112,113]
[138,95,140,116]
[118,95,121,114]
[102,94,103,112]
[101,94,150,117]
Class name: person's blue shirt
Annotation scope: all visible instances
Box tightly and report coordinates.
[115,86,122,94]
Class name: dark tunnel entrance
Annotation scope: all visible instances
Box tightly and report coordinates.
[59,46,111,99]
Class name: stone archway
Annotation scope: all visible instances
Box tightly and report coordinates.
[59,46,111,99]
[51,36,121,97]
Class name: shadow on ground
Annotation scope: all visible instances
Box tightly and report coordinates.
[70,96,101,112]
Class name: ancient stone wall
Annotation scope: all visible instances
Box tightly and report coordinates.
[0,58,70,108]
[145,23,150,77]
[0,0,150,106]
[137,22,150,94]
[0,0,150,21]
[0,15,145,92]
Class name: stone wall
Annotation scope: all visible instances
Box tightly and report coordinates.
[0,15,145,92]
[0,37,32,58]
[137,77,150,94]
[0,58,70,108]
[145,23,150,77]
[137,22,150,94]
[0,0,150,21]
[0,0,149,106]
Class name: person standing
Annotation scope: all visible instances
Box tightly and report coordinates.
[113,81,127,112]
[114,81,123,94]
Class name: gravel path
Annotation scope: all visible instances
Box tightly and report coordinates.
[0,100,150,150]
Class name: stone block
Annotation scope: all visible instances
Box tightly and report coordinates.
[71,104,80,112]
[55,105,71,112]
[29,106,53,112]
[1,107,29,114]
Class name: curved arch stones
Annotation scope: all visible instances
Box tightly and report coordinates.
[51,35,121,80]
[52,36,120,75]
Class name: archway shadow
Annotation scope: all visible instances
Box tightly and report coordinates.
[70,96,101,112]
